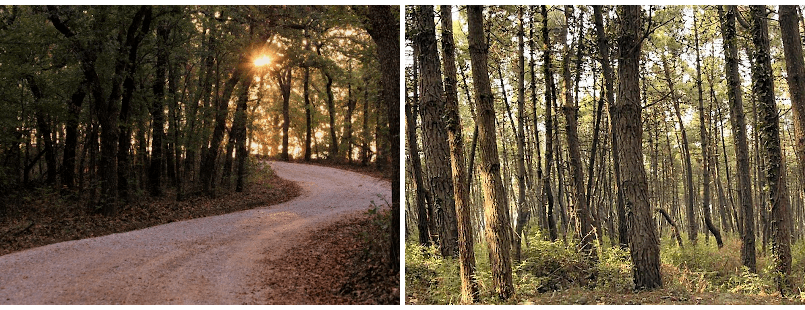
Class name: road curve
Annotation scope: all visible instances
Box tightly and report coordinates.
[0,161,390,304]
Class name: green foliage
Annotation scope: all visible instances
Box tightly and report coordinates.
[515,229,593,293]
[595,245,634,293]
[404,242,462,304]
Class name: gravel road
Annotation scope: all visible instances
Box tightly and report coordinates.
[0,161,390,304]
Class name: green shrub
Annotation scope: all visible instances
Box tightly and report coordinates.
[404,242,462,304]
[514,229,594,293]
[595,245,634,293]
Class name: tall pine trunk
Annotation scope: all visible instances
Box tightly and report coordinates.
[718,5,756,272]
[468,5,514,300]
[615,5,661,290]
[415,5,458,258]
[750,5,792,295]
[440,5,479,302]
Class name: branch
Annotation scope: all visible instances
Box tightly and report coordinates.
[45,6,75,38]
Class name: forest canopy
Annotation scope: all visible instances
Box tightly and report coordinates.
[0,5,399,215]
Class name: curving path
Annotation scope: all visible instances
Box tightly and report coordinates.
[0,161,390,304]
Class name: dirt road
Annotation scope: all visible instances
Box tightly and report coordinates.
[0,161,390,304]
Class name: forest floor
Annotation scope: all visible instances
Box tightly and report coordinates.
[406,233,805,305]
[0,159,401,304]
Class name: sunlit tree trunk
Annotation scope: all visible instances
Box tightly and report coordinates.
[440,5,479,302]
[468,4,514,300]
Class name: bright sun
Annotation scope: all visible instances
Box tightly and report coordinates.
[254,55,271,67]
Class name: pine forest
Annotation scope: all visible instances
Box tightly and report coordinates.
[405,5,805,305]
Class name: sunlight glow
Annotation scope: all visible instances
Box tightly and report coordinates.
[253,55,271,67]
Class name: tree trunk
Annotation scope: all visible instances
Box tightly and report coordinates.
[718,5,756,272]
[750,5,793,295]
[415,5,458,258]
[279,67,292,161]
[561,5,596,259]
[468,5,514,300]
[615,5,661,290]
[656,208,684,248]
[324,69,338,160]
[513,6,530,263]
[150,20,170,197]
[593,5,628,248]
[660,52,697,244]
[693,12,723,248]
[542,5,558,242]
[780,4,805,212]
[440,5,480,302]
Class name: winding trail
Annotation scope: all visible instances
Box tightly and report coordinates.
[0,161,390,304]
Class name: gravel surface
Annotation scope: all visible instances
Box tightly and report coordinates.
[0,161,390,304]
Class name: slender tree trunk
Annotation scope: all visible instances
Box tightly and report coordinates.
[468,5,514,300]
[660,52,697,244]
[149,21,170,197]
[323,68,338,160]
[513,6,530,263]
[594,5,628,248]
[542,5,558,242]
[694,13,723,248]
[750,5,792,294]
[780,4,805,208]
[279,67,292,161]
[615,5,661,290]
[656,208,684,248]
[440,6,479,302]
[719,5,756,272]
[561,5,596,258]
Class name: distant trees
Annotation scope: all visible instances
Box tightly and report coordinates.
[0,6,392,216]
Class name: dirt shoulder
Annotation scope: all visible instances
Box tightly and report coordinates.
[0,161,391,304]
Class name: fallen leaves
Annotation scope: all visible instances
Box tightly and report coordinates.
[259,211,399,305]
[0,165,301,257]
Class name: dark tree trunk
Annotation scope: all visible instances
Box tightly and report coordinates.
[150,20,170,197]
[542,5,558,242]
[615,5,661,290]
[513,6,529,263]
[593,5,628,248]
[718,5,756,272]
[780,4,805,209]
[750,5,793,295]
[279,67,292,161]
[656,208,684,248]
[415,5,458,258]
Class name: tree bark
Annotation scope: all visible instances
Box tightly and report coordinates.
[542,5,558,242]
[414,5,458,258]
[750,5,792,295]
[780,4,805,207]
[561,5,596,259]
[615,5,661,290]
[718,5,756,272]
[593,5,628,248]
[468,5,514,300]
[440,5,480,302]
[513,5,530,263]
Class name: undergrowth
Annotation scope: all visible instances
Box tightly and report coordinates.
[406,229,805,305]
